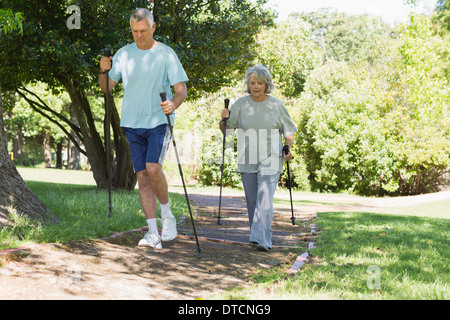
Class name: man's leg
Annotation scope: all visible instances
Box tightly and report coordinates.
[145,163,169,206]
[137,169,158,220]
[145,163,177,241]
[135,169,162,249]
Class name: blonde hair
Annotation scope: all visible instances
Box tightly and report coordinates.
[243,64,275,94]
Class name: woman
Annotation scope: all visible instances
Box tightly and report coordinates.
[220,65,297,251]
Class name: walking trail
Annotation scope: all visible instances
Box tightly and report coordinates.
[0,189,448,300]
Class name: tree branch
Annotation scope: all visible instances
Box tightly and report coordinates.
[15,87,87,156]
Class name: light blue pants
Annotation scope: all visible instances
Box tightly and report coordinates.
[241,171,281,249]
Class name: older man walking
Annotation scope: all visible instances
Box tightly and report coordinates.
[99,8,188,249]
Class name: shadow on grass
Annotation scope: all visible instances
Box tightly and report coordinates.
[247,211,449,299]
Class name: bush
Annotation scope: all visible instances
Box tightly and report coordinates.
[296,61,393,194]
[296,55,449,195]
[199,131,241,187]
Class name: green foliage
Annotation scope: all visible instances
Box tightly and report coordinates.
[0,0,274,189]
[296,61,394,194]
[383,14,450,194]
[155,0,276,98]
[0,8,23,34]
[295,14,449,195]
[178,86,242,187]
[433,0,450,81]
[0,0,275,96]
[1,1,448,195]
[255,19,323,97]
[294,9,394,63]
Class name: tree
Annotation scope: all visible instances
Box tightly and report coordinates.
[0,9,57,224]
[4,82,73,167]
[255,19,323,97]
[386,14,450,193]
[433,0,450,80]
[293,9,394,63]
[0,0,274,190]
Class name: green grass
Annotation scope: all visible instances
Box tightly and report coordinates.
[216,211,449,300]
[385,199,450,219]
[1,179,188,251]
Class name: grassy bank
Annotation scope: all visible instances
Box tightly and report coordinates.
[215,211,449,299]
[1,173,187,250]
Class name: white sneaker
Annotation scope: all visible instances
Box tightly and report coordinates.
[161,216,177,241]
[138,231,162,249]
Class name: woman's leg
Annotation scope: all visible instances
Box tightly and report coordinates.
[241,172,258,228]
[249,171,281,249]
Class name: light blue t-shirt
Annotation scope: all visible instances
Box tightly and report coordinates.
[108,42,189,129]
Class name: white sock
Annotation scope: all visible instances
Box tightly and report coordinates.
[160,202,174,219]
[146,218,158,233]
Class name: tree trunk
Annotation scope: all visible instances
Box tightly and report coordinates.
[67,104,81,170]
[56,141,63,169]
[8,106,24,166]
[43,130,52,168]
[57,73,136,190]
[109,94,137,190]
[0,82,57,225]
[12,122,23,166]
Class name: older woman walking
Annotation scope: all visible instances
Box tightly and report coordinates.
[220,65,297,251]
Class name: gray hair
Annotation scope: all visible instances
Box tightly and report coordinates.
[243,64,275,94]
[130,8,154,26]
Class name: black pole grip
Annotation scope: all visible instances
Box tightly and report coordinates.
[283,145,289,156]
[104,49,112,57]
[224,98,230,109]
[160,92,167,102]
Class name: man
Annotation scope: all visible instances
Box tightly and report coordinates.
[99,8,188,249]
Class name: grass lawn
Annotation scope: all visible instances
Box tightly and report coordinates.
[1,168,188,250]
[215,207,450,300]
[3,168,450,299]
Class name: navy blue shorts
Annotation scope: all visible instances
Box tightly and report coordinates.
[123,124,171,173]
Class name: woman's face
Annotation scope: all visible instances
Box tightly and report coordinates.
[248,73,267,100]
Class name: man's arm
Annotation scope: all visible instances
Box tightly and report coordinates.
[160,82,187,115]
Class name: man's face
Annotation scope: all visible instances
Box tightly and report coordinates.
[131,19,156,50]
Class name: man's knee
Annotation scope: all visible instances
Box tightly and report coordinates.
[146,163,164,180]
[137,170,151,188]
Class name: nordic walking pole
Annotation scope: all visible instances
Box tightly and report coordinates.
[283,145,295,225]
[217,98,230,225]
[104,49,113,218]
[159,92,202,258]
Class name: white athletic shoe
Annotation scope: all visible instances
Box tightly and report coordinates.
[161,216,177,241]
[138,231,162,249]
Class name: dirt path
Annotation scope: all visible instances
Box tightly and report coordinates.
[1,190,448,300]
[0,193,315,300]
